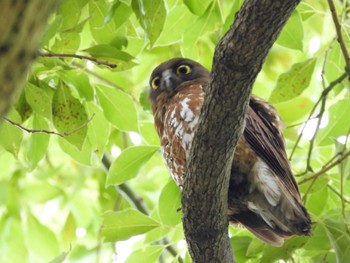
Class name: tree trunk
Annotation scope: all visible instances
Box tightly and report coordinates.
[0,0,60,119]
[182,0,301,262]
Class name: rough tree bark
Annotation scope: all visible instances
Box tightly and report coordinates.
[182,0,301,262]
[0,0,60,119]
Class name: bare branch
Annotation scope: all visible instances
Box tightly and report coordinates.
[2,114,95,137]
[39,51,117,69]
[327,0,350,79]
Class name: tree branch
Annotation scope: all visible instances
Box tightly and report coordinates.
[182,0,301,262]
[2,114,95,137]
[0,0,61,118]
[39,51,117,69]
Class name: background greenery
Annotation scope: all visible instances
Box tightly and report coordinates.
[0,0,349,262]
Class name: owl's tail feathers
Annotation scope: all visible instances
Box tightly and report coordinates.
[230,213,285,247]
[230,209,311,247]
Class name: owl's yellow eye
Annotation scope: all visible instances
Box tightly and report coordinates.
[176,64,191,75]
[151,77,160,90]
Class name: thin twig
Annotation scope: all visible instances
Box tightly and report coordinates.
[299,150,350,184]
[327,184,350,204]
[290,72,348,161]
[2,114,95,137]
[39,51,117,69]
[327,0,350,79]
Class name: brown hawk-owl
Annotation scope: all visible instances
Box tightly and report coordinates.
[149,58,311,246]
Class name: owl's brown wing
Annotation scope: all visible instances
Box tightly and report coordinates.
[244,96,300,196]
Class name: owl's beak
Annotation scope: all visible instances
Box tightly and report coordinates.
[162,70,179,92]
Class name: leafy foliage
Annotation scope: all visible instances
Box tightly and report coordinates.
[0,0,350,262]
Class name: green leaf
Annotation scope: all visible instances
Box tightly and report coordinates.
[131,0,166,46]
[96,85,138,132]
[0,109,23,157]
[139,121,160,145]
[317,100,350,145]
[125,245,163,263]
[89,0,116,43]
[261,246,288,263]
[182,2,220,58]
[230,236,252,262]
[52,82,88,150]
[101,209,159,242]
[58,70,94,101]
[22,182,61,203]
[111,1,133,29]
[25,214,60,260]
[155,5,195,46]
[85,102,110,159]
[106,145,159,186]
[84,44,134,61]
[184,0,212,16]
[276,11,304,51]
[83,44,136,71]
[158,180,182,225]
[52,32,81,53]
[274,96,314,124]
[1,218,28,262]
[323,214,350,263]
[58,138,93,165]
[25,83,52,119]
[27,114,50,169]
[269,58,316,103]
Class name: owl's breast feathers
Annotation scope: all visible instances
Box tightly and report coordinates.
[151,75,311,247]
[152,81,205,187]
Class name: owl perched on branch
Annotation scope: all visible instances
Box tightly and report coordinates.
[149,58,311,246]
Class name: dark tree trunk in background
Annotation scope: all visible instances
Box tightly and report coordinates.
[182,0,301,262]
[0,0,60,119]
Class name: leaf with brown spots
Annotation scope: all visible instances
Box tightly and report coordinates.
[269,58,316,103]
[52,81,88,150]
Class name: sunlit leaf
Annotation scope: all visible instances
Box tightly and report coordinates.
[96,85,138,132]
[85,102,110,159]
[89,0,116,43]
[1,218,28,262]
[25,83,52,119]
[139,121,160,145]
[101,209,160,242]
[276,11,303,51]
[52,81,88,150]
[324,213,350,263]
[183,0,212,16]
[269,58,316,103]
[317,100,350,145]
[58,70,94,101]
[0,109,23,157]
[27,115,50,169]
[25,214,60,260]
[131,0,166,46]
[158,180,182,225]
[106,145,159,186]
[125,245,163,263]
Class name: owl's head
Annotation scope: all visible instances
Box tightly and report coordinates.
[149,58,210,102]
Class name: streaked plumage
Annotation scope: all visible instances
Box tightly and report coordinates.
[149,58,311,246]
